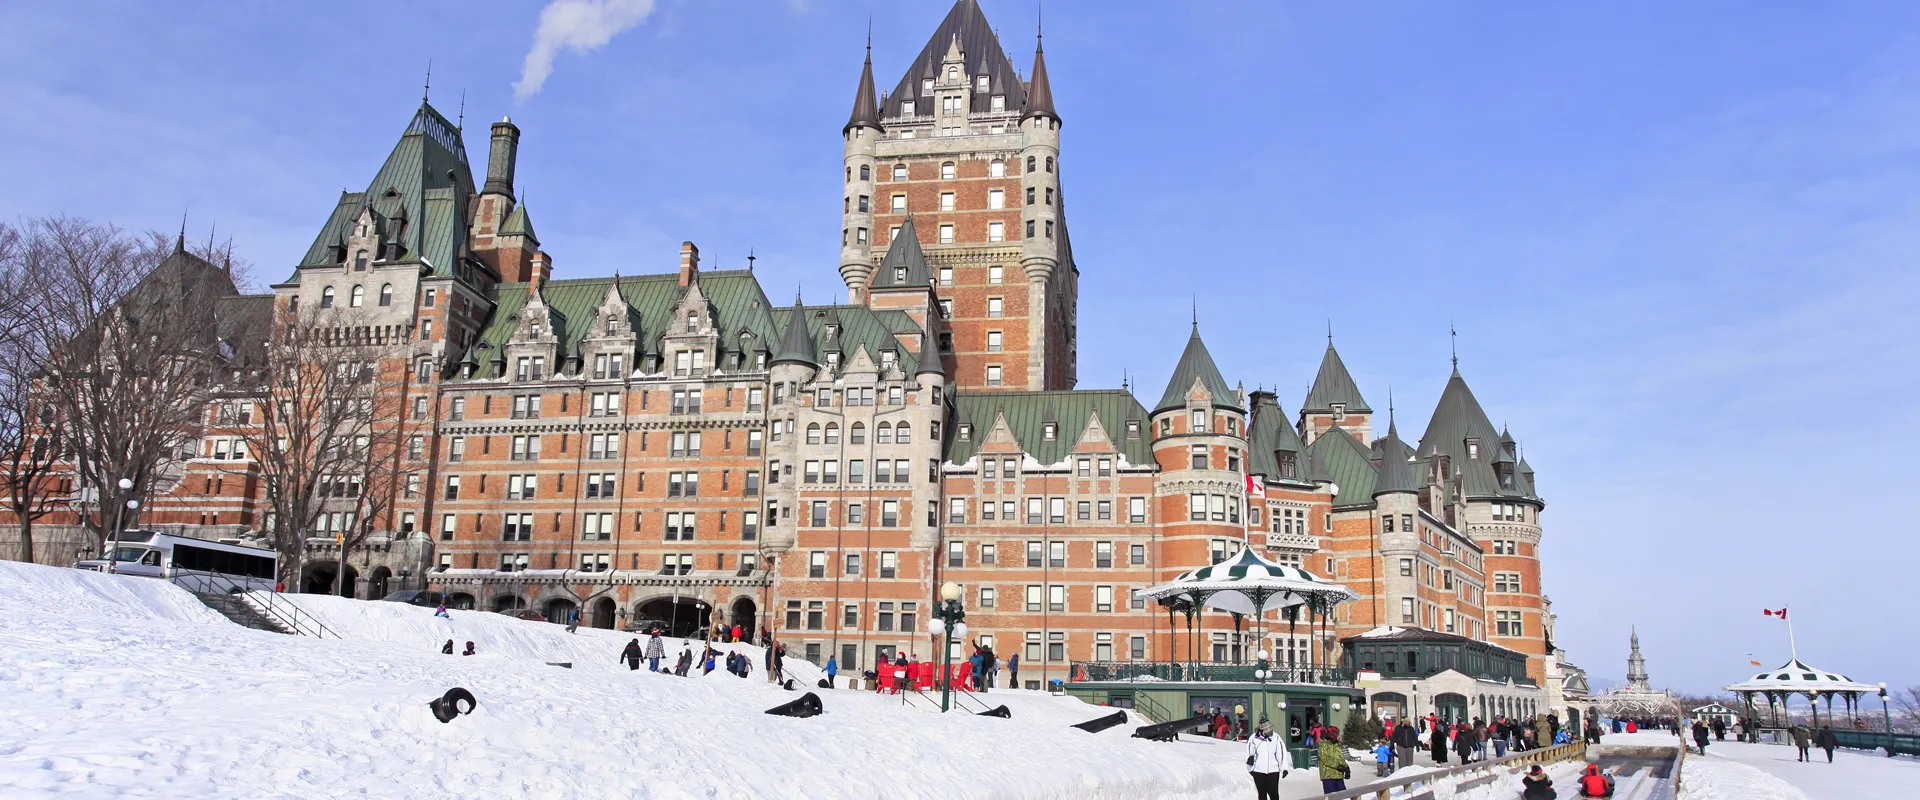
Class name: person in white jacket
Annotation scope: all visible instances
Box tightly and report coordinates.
[1246,718,1293,800]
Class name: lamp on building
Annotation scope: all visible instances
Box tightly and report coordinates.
[929,581,967,713]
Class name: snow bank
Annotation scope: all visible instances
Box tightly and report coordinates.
[1,562,1257,799]
[1680,755,1809,800]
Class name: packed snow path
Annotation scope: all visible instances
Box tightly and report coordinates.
[3,562,1351,799]
[1603,731,1919,800]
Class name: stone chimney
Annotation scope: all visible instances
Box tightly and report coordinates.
[484,117,520,197]
[679,241,699,287]
[530,250,552,286]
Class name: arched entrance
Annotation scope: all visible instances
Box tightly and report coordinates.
[491,594,526,613]
[543,598,576,625]
[1371,691,1408,721]
[1434,692,1469,724]
[300,562,359,597]
[367,566,392,598]
[590,597,617,629]
[446,592,475,610]
[634,596,709,638]
[729,597,757,639]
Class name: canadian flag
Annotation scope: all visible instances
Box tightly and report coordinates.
[1247,473,1267,500]
[1763,607,1788,619]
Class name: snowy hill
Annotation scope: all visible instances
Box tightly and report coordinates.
[0,562,1271,799]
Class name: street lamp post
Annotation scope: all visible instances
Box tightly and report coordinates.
[398,567,412,594]
[1254,649,1272,732]
[1880,683,1894,758]
[104,478,135,575]
[928,581,967,713]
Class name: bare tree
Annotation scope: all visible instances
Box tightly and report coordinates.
[1898,685,1920,731]
[333,368,419,597]
[26,216,232,552]
[226,304,407,589]
[0,222,70,563]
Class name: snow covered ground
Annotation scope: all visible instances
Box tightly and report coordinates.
[1604,730,1920,800]
[2,561,1328,799]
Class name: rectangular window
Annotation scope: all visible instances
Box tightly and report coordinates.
[986,330,1002,352]
[1076,501,1091,520]
[1025,585,1042,612]
[880,551,898,579]
[938,224,954,244]
[1095,585,1113,613]
[808,551,826,579]
[1129,497,1147,524]
[1189,493,1206,521]
[1095,542,1113,568]
[979,587,996,608]
[987,297,1003,318]
[988,265,1004,284]
[881,500,899,527]
[987,189,1004,210]
[1026,541,1042,568]
[939,192,955,211]
[948,497,967,524]
[947,541,965,568]
[1402,598,1416,624]
[1048,540,1066,568]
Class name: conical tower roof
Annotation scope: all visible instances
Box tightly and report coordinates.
[869,216,931,289]
[1371,418,1418,496]
[914,324,945,377]
[1022,35,1058,122]
[771,295,818,367]
[1246,390,1306,479]
[1154,324,1239,414]
[1302,341,1371,414]
[1416,368,1508,497]
[882,0,1028,119]
[845,47,883,133]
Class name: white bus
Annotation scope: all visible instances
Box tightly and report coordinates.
[75,530,279,594]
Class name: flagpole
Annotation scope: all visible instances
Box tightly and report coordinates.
[1786,608,1798,661]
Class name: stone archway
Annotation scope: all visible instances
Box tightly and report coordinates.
[633,596,710,638]
[446,592,476,610]
[590,597,617,629]
[300,562,359,598]
[543,598,576,625]
[1434,692,1469,724]
[491,594,527,613]
[729,597,757,639]
[367,566,392,599]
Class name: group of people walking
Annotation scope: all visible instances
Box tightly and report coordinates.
[617,625,786,683]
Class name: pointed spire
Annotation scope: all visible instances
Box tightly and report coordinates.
[1154,324,1237,414]
[915,324,945,377]
[845,37,883,133]
[174,212,187,255]
[1372,409,1417,497]
[1021,24,1058,122]
[1450,324,1459,375]
[871,215,931,288]
[771,293,818,368]
[1303,340,1371,414]
[423,59,432,104]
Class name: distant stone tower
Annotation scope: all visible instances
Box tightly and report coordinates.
[840,0,1077,392]
[1625,627,1650,689]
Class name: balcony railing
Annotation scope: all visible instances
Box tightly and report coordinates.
[1069,661,1354,687]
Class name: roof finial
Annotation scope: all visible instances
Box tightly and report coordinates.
[423,59,432,104]
[1190,296,1197,331]
[866,15,872,58]
[457,90,465,130]
[748,248,757,272]
[1388,387,1396,427]
[206,222,216,257]
[175,210,187,254]
[1037,0,1044,44]
[1327,319,1333,346]
[1450,323,1458,372]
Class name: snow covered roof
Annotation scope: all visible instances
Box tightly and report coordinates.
[1134,547,1356,615]
[1723,658,1878,695]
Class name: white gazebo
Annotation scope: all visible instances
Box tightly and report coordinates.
[1134,547,1357,679]
[1724,658,1879,730]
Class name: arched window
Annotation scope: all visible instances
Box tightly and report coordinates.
[378,284,393,307]
[806,423,822,445]
[353,251,368,272]
[606,314,619,335]
[947,66,959,82]
[850,422,866,444]
[824,423,840,444]
[876,422,893,444]
[686,311,698,332]
[940,162,956,180]
[320,287,336,308]
[989,159,1005,177]
[349,285,365,307]
[894,423,911,444]
[892,163,906,181]
[1026,156,1036,173]
[859,164,870,181]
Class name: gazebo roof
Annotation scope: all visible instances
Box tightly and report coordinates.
[1723,658,1877,695]
[1135,547,1357,616]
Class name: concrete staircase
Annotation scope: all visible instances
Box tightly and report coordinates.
[192,592,294,635]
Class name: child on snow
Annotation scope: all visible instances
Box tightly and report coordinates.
[1373,741,1394,776]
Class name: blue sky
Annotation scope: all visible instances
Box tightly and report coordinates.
[4,0,1917,695]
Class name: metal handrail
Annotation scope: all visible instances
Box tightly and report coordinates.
[1133,692,1178,725]
[171,572,337,639]
[1070,660,1355,687]
[1309,740,1588,800]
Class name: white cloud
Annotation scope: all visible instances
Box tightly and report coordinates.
[514,0,657,103]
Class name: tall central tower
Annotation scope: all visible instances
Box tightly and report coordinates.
[840,0,1077,392]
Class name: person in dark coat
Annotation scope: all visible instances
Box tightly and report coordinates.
[1454,723,1478,763]
[1430,722,1449,764]
[1521,764,1556,800]
[1691,720,1710,754]
[461,641,476,656]
[1711,717,1726,741]
[674,647,692,676]
[442,639,454,655]
[1391,717,1422,768]
[620,639,643,671]
[1790,725,1811,762]
[1814,727,1838,763]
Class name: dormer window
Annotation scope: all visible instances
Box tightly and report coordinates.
[881,350,896,369]
[975,75,988,92]
[1043,422,1057,441]
[354,252,368,272]
[947,66,959,82]
[1279,453,1298,478]
[685,312,698,333]
[958,424,972,441]
[1467,439,1481,459]
[826,353,840,371]
[922,79,933,95]
[902,100,915,117]
[606,315,618,336]
[1191,409,1206,432]
[1125,420,1141,439]
[895,267,907,282]
[991,95,1005,112]
[1330,403,1346,421]
[824,324,839,342]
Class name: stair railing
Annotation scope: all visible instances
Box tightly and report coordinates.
[171,572,338,639]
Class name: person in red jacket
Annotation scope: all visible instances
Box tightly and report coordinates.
[1578,764,1616,797]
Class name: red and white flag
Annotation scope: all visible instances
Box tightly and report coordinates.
[1246,473,1267,500]
[1762,607,1787,619]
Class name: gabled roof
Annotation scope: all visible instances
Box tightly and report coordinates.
[1246,390,1307,480]
[1371,419,1418,496]
[869,216,931,290]
[1154,326,1239,414]
[298,103,476,280]
[946,389,1151,466]
[1303,342,1371,414]
[469,271,777,378]
[845,49,883,132]
[882,0,1028,119]
[769,304,920,377]
[1307,426,1377,507]
[500,203,537,242]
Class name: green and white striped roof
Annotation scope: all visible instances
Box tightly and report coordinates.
[1137,547,1357,616]
[1724,658,1877,694]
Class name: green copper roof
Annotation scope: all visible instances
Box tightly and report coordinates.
[1308,426,1377,508]
[1371,420,1418,496]
[298,103,475,280]
[469,271,777,378]
[500,203,537,241]
[770,304,919,376]
[1246,391,1308,481]
[1415,369,1539,502]
[1303,342,1371,414]
[869,216,932,290]
[770,295,818,366]
[1154,326,1239,414]
[946,389,1152,467]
